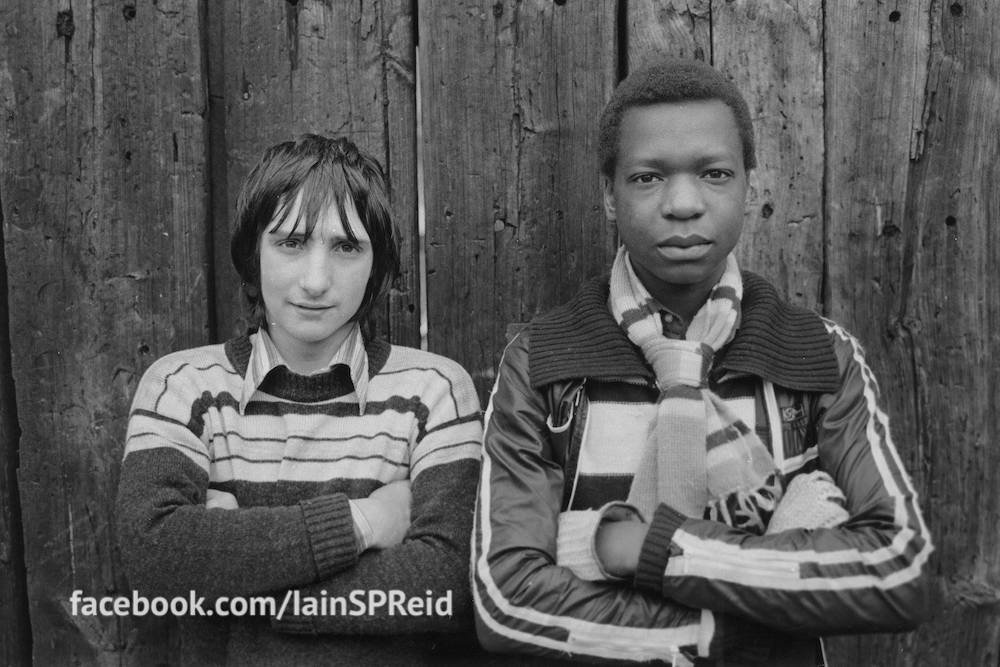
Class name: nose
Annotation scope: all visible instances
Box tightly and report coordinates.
[299,246,333,296]
[660,175,705,220]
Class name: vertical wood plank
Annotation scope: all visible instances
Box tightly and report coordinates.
[0,1,209,663]
[633,1,998,663]
[629,0,825,310]
[0,199,30,666]
[627,0,711,68]
[823,3,933,664]
[825,0,1000,664]
[211,0,419,347]
[419,0,617,398]
[712,0,825,309]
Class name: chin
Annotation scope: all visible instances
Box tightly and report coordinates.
[655,269,716,287]
[303,330,343,345]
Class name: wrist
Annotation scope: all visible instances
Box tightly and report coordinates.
[348,499,374,553]
[299,494,359,578]
[634,503,687,594]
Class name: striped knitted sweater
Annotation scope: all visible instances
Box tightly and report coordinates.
[116,332,483,665]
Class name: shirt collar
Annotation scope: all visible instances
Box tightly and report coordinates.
[239,324,370,415]
[649,298,688,340]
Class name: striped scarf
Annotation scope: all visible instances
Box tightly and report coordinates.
[610,247,782,534]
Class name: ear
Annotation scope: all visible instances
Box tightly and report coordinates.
[601,174,617,221]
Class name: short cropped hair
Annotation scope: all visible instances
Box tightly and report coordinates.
[230,134,400,330]
[598,58,756,177]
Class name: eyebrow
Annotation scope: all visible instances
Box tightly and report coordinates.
[622,152,740,173]
[632,149,737,163]
[265,226,366,245]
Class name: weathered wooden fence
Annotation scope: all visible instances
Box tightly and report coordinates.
[1,0,997,664]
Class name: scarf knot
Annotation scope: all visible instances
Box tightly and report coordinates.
[641,338,713,390]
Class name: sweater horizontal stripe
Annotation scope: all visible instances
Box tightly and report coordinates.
[117,334,484,663]
[124,338,481,486]
[568,376,769,512]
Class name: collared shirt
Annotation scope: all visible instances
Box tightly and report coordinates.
[637,294,688,340]
[239,323,370,415]
[657,306,688,340]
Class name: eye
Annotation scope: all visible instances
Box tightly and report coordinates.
[630,173,662,185]
[334,241,362,254]
[703,169,733,182]
[276,237,304,250]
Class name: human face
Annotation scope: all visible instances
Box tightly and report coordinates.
[258,191,373,374]
[603,100,749,311]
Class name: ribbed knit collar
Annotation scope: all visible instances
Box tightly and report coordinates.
[528,272,840,393]
[224,331,391,406]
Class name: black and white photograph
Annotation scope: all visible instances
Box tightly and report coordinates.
[0,1,996,665]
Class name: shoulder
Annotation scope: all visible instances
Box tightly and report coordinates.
[381,344,474,383]
[377,344,479,408]
[740,271,821,325]
[129,342,238,412]
[819,317,873,378]
[485,330,532,393]
[140,342,234,385]
[526,276,651,388]
[500,328,532,364]
[530,275,610,332]
[729,272,841,393]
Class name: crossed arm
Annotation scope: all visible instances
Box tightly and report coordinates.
[472,328,934,662]
[116,352,482,635]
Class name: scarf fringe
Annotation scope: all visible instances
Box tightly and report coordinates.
[707,471,784,535]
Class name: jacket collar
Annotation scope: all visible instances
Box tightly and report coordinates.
[528,272,840,393]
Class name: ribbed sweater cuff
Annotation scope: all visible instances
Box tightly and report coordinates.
[634,503,686,594]
[557,502,643,581]
[300,493,358,581]
[556,510,607,581]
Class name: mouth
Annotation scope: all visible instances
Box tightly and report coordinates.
[656,235,713,261]
[659,235,711,249]
[292,303,334,312]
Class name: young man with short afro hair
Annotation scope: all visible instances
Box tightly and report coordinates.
[473,58,933,666]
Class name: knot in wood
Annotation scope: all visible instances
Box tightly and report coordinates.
[56,10,75,39]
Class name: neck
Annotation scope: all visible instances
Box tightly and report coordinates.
[284,355,334,376]
[267,325,353,376]
[651,285,711,324]
[632,264,724,324]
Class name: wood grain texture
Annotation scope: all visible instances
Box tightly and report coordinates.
[627,0,711,68]
[630,0,824,309]
[825,0,999,664]
[0,0,209,663]
[0,1,996,664]
[0,197,30,667]
[210,0,419,346]
[713,0,825,309]
[419,0,617,398]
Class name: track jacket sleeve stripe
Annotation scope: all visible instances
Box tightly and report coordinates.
[641,322,933,633]
[473,334,717,662]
